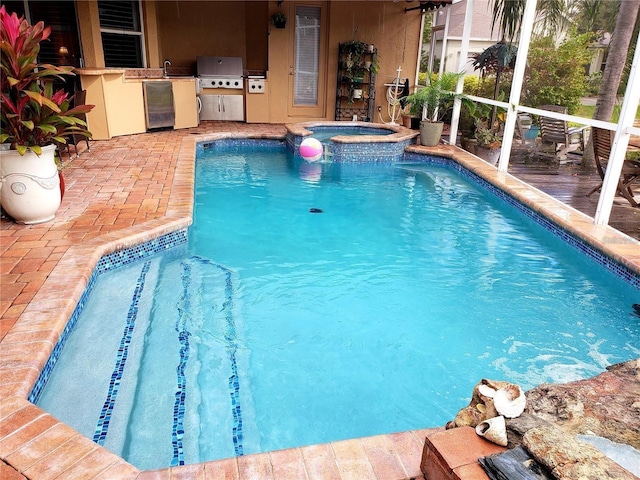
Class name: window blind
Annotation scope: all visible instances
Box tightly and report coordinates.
[294,6,321,106]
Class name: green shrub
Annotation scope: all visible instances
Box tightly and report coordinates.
[523,33,592,114]
[463,75,480,96]
[472,72,513,100]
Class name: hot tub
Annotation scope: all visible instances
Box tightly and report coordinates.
[286,121,418,162]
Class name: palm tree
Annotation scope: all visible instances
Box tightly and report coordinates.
[491,0,569,43]
[471,42,517,127]
[582,0,639,168]
[485,0,569,131]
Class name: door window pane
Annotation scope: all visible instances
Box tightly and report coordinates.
[294,6,320,106]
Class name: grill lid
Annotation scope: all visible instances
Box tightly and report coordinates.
[196,56,243,78]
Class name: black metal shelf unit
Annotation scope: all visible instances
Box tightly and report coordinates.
[335,42,377,122]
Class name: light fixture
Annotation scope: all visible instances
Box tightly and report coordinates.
[58,46,69,55]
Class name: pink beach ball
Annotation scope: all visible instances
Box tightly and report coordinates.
[299,137,323,162]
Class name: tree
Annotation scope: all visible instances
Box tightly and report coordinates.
[490,0,639,169]
[491,0,570,44]
[471,42,517,127]
[420,12,435,73]
[576,0,619,37]
[582,0,639,168]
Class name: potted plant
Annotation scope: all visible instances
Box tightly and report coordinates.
[342,40,368,77]
[1,6,93,224]
[342,40,379,76]
[271,12,287,29]
[458,102,478,153]
[474,119,502,165]
[403,71,468,146]
[339,41,379,105]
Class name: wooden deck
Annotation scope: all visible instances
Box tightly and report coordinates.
[506,146,640,241]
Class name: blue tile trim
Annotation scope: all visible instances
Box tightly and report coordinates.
[172,261,193,466]
[285,130,413,163]
[28,272,98,404]
[96,229,189,275]
[192,256,244,457]
[197,138,284,155]
[330,139,413,163]
[29,229,189,404]
[401,152,640,289]
[94,260,151,446]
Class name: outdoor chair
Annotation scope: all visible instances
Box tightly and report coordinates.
[515,114,532,145]
[587,127,640,207]
[58,90,90,160]
[537,105,588,161]
[68,90,91,156]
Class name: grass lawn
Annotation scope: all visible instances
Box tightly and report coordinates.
[574,103,640,122]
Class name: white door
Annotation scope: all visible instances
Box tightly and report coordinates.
[288,2,327,118]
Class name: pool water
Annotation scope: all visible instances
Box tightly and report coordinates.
[307,125,391,143]
[37,144,640,470]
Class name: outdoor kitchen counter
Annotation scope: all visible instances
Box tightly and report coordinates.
[76,69,198,140]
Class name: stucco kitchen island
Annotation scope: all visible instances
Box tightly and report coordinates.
[76,68,198,140]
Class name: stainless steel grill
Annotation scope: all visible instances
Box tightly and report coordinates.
[197,56,244,89]
[196,56,245,121]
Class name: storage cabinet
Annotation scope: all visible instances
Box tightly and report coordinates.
[199,94,244,121]
[172,80,198,129]
[335,42,377,122]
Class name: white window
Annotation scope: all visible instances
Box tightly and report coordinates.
[98,0,145,68]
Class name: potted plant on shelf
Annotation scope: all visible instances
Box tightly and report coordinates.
[403,71,468,146]
[342,40,368,77]
[342,40,379,76]
[339,40,378,105]
[0,6,93,224]
[271,12,287,29]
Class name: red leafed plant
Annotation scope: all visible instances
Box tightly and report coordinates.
[0,5,93,155]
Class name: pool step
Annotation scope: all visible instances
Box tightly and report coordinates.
[420,426,506,480]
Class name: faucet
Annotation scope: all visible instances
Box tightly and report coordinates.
[163,59,171,78]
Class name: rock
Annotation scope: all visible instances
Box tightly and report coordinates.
[505,413,554,448]
[578,434,640,477]
[447,405,483,429]
[525,359,640,449]
[446,379,515,429]
[523,426,638,480]
[444,359,640,478]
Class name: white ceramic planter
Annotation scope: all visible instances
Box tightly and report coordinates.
[0,144,61,224]
[475,145,501,166]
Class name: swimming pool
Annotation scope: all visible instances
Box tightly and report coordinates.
[305,125,393,143]
[35,141,640,470]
